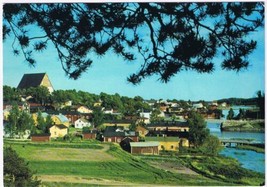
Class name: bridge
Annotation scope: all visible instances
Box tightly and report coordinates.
[220,139,264,147]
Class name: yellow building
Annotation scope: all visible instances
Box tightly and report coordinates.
[136,125,149,137]
[159,141,179,151]
[51,114,70,127]
[146,136,189,151]
[146,121,189,132]
[77,106,93,113]
[103,120,133,129]
[49,124,68,138]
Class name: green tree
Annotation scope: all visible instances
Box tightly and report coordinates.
[4,147,41,187]
[236,108,246,120]
[129,122,137,131]
[188,112,210,148]
[150,108,164,123]
[24,86,50,105]
[92,107,104,128]
[17,111,34,138]
[45,115,53,133]
[6,104,20,138]
[256,90,265,119]
[3,85,20,102]
[3,3,264,83]
[51,90,69,105]
[6,105,35,138]
[36,110,46,133]
[227,108,235,120]
[121,96,136,115]
[200,135,223,155]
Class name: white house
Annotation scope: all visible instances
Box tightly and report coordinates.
[192,103,204,109]
[75,118,91,129]
[103,108,114,114]
[139,111,152,124]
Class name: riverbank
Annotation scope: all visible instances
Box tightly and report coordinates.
[221,119,264,132]
[138,153,264,186]
[236,144,265,153]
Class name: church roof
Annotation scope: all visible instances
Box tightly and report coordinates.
[17,73,47,89]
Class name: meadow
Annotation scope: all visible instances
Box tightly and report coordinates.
[4,139,264,186]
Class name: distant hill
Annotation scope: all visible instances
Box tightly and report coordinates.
[217,97,257,106]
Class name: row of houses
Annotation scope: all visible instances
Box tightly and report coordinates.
[20,118,189,155]
[4,73,192,155]
[100,121,190,155]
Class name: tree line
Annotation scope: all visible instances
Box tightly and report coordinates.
[3,85,152,115]
[4,104,54,138]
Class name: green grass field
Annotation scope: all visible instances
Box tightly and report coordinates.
[4,139,264,186]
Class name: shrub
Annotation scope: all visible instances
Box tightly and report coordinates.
[4,147,41,187]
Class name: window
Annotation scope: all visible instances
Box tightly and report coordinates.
[108,138,112,142]
[170,145,174,149]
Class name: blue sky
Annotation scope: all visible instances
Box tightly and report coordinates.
[3,13,265,101]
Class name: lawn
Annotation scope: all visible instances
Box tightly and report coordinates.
[4,139,260,186]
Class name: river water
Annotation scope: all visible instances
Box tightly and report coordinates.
[207,121,265,173]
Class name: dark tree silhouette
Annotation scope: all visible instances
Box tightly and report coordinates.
[4,147,41,186]
[3,3,264,84]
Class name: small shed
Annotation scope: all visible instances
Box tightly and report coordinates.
[31,134,50,142]
[130,142,160,155]
[83,132,96,140]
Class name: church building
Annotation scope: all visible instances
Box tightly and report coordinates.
[17,73,54,93]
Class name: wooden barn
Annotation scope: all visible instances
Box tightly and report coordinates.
[103,126,139,143]
[31,134,50,142]
[130,142,159,155]
[83,132,96,140]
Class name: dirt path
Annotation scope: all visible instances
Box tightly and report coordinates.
[38,175,166,186]
[148,161,199,175]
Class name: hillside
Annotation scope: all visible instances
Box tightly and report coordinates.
[4,140,238,186]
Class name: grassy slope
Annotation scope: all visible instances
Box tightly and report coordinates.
[4,140,263,186]
[4,141,263,186]
[139,155,265,186]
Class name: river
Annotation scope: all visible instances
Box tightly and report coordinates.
[207,121,265,173]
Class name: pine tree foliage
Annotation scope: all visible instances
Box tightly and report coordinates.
[3,3,264,84]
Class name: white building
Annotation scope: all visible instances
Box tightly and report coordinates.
[192,103,204,109]
[140,111,152,124]
[74,118,91,129]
